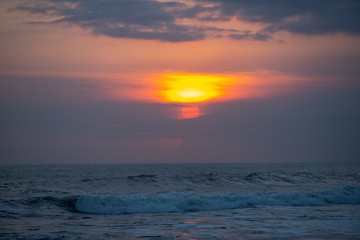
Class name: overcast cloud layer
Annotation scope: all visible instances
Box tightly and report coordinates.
[1,74,359,164]
[12,0,360,42]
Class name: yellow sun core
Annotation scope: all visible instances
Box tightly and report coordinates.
[159,74,231,103]
[177,89,205,98]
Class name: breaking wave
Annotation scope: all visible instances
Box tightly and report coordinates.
[75,185,360,215]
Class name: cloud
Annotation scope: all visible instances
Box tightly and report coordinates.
[10,0,360,42]
[207,0,360,37]
[12,0,206,42]
[2,74,360,163]
[229,31,272,41]
[91,22,205,42]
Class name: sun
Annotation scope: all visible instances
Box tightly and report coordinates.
[180,105,200,119]
[159,74,231,103]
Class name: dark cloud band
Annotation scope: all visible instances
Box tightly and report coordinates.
[12,0,360,42]
[207,0,360,37]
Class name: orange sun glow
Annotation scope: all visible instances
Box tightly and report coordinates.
[180,105,200,119]
[159,74,232,103]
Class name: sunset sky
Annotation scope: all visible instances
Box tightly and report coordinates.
[1,0,360,164]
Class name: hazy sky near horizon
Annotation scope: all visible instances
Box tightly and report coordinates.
[1,0,360,164]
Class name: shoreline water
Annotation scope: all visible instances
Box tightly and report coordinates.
[1,163,359,239]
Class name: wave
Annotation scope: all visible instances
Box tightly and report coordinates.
[127,174,158,183]
[74,185,360,215]
[74,170,359,187]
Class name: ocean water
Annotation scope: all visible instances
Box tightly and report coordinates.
[1,163,360,239]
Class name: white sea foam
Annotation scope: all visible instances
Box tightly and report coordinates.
[2,164,360,239]
[75,185,360,214]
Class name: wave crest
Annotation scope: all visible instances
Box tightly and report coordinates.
[75,185,360,215]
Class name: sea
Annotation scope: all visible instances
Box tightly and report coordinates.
[1,163,360,239]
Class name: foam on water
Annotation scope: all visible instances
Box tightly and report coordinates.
[75,185,360,214]
[1,164,360,239]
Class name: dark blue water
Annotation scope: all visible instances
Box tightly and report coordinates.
[1,163,360,239]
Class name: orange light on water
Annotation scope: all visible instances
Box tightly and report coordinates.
[159,74,232,103]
